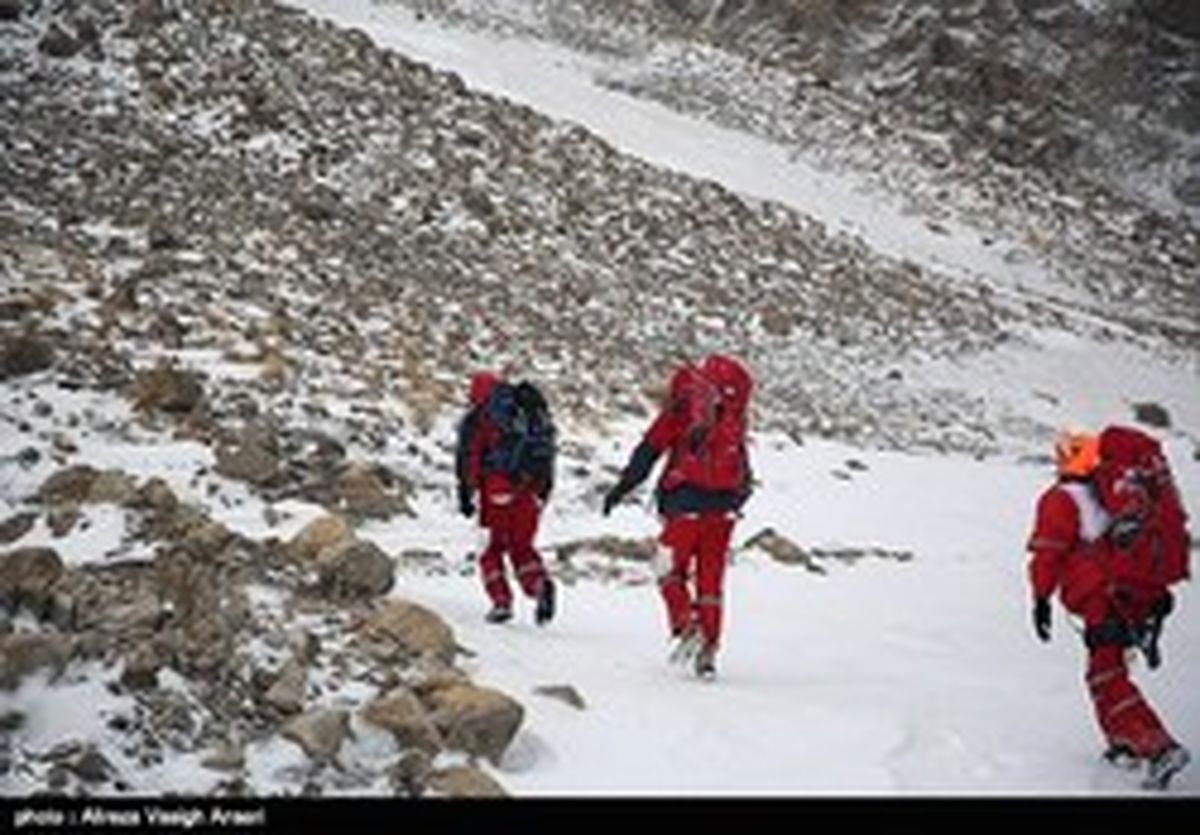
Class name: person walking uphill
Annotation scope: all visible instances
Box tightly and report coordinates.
[602,354,754,680]
[456,371,557,626]
[1026,428,1190,790]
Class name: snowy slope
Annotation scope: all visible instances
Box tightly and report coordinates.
[2,0,1198,802]
[369,429,1200,796]
[272,0,1200,796]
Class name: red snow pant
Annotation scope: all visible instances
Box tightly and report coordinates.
[1078,591,1176,758]
[479,489,548,609]
[657,512,736,649]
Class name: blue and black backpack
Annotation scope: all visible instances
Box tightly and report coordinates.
[485,381,556,490]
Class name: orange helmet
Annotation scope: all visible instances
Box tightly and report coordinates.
[1055,429,1100,477]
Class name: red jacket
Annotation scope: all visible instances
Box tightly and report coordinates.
[614,358,753,516]
[1027,478,1114,613]
[456,373,515,505]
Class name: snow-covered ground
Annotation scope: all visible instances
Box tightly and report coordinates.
[274,0,1200,795]
[366,428,1200,795]
[3,0,1198,801]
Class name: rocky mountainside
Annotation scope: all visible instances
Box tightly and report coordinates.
[486,0,1200,219]
[0,0,1196,799]
[379,0,1199,354]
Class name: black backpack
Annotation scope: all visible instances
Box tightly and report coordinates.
[484,381,556,487]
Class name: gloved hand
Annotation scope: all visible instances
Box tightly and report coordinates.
[1110,516,1141,549]
[1033,597,1052,642]
[601,486,624,517]
[458,488,475,519]
[1152,589,1174,619]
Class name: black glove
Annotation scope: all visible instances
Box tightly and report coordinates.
[1152,589,1174,620]
[602,486,624,517]
[1033,597,1052,642]
[1110,516,1141,549]
[458,487,475,519]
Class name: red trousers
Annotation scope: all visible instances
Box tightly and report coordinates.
[1078,592,1175,758]
[479,489,547,608]
[656,512,736,649]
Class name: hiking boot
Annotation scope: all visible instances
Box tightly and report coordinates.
[1102,744,1141,770]
[484,605,512,624]
[1143,743,1190,791]
[668,624,701,665]
[535,578,556,626]
[694,642,717,680]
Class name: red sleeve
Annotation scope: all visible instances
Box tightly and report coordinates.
[467,417,496,489]
[642,401,687,453]
[1026,487,1080,600]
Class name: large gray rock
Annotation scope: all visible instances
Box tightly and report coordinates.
[424,683,524,765]
[0,632,73,689]
[0,1,23,22]
[86,470,139,505]
[0,513,37,545]
[0,547,64,613]
[334,463,412,520]
[285,514,352,563]
[133,477,179,514]
[131,364,203,414]
[357,600,456,665]
[427,765,507,798]
[215,435,281,488]
[388,749,433,797]
[281,708,350,765]
[200,738,245,772]
[37,465,100,504]
[0,333,53,380]
[315,538,394,601]
[361,687,444,754]
[263,657,307,715]
[741,527,825,574]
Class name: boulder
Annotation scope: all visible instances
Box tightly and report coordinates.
[315,538,394,601]
[427,765,507,798]
[286,514,352,563]
[0,333,54,380]
[37,465,100,504]
[358,600,456,665]
[263,656,307,715]
[200,739,245,772]
[215,437,280,488]
[424,683,524,765]
[361,687,444,754]
[334,463,411,520]
[0,513,37,545]
[132,364,203,414]
[133,477,179,514]
[281,708,350,765]
[741,527,825,574]
[86,470,139,505]
[0,632,73,689]
[0,547,64,613]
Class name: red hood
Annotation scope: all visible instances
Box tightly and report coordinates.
[668,364,704,402]
[701,354,752,416]
[469,372,501,407]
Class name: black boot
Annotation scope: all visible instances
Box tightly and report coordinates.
[485,605,512,624]
[535,578,556,626]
